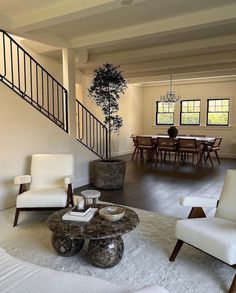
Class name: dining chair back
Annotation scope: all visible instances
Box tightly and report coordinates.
[212,137,222,150]
[136,136,156,162]
[157,137,175,149]
[204,137,222,166]
[137,136,153,147]
[178,138,197,151]
[156,137,177,164]
[177,138,199,166]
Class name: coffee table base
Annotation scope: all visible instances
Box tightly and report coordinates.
[51,233,84,257]
[88,236,124,268]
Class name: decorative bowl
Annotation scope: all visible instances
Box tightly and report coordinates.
[99,206,125,222]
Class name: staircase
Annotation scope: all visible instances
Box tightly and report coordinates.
[0,30,108,159]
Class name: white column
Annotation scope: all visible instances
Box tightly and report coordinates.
[62,48,76,137]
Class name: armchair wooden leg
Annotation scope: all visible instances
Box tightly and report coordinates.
[188,207,206,219]
[169,240,184,262]
[13,208,20,227]
[67,184,74,207]
[229,274,236,293]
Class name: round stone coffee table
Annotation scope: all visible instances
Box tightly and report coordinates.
[47,204,139,268]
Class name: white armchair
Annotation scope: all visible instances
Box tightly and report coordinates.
[14,154,74,227]
[169,169,236,293]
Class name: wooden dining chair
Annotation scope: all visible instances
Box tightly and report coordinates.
[136,136,157,163]
[177,138,201,166]
[204,137,222,166]
[156,137,177,165]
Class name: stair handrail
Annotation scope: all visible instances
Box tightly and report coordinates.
[76,99,108,159]
[0,29,68,132]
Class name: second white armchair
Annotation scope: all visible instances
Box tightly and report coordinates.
[169,169,236,293]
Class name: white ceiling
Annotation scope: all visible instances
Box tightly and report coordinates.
[1,0,236,82]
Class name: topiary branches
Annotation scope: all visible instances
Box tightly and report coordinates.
[88,63,127,160]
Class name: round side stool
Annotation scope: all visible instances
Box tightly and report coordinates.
[81,190,101,207]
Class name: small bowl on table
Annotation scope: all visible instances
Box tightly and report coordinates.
[99,206,125,222]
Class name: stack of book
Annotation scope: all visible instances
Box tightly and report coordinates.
[62,206,97,222]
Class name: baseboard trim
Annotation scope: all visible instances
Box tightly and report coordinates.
[0,199,16,211]
[219,153,236,159]
[74,177,90,189]
[112,149,133,157]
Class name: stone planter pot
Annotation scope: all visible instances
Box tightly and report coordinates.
[167,126,178,138]
[91,160,126,190]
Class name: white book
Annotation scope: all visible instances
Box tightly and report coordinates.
[62,208,97,222]
[69,207,91,216]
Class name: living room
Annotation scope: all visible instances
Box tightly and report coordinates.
[0,1,236,292]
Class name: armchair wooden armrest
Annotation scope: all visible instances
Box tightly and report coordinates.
[14,175,31,185]
[64,176,73,185]
[65,176,74,207]
[14,175,31,194]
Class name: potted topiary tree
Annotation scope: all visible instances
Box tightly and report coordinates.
[88,63,127,189]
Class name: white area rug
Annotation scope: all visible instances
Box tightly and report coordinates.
[0,207,234,293]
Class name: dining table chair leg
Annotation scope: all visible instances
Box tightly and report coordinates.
[132,147,137,160]
[215,151,221,165]
[160,151,163,163]
[174,152,178,166]
[207,151,214,166]
[164,151,167,162]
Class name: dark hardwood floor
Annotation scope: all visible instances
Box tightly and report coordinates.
[74,155,236,218]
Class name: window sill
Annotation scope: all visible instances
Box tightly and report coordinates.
[152,125,233,130]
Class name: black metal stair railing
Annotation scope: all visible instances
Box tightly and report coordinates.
[0,30,68,132]
[76,100,108,159]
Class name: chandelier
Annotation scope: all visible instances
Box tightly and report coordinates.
[160,75,181,104]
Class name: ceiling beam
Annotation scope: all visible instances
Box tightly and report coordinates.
[124,62,236,79]
[127,69,236,84]
[71,3,236,49]
[120,51,236,74]
[81,51,236,78]
[84,34,236,66]
[12,0,148,33]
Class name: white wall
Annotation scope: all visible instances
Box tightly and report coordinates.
[142,77,236,157]
[0,37,98,210]
[0,83,97,210]
[76,73,143,156]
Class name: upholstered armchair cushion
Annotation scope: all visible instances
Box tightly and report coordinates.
[30,154,74,189]
[216,169,236,223]
[179,195,218,208]
[176,217,236,265]
[16,188,68,208]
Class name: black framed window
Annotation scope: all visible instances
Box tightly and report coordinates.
[207,98,230,126]
[156,102,174,125]
[180,100,200,125]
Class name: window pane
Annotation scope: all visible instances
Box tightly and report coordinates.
[156,102,174,125]
[157,113,173,125]
[207,99,229,125]
[181,113,200,125]
[180,100,200,125]
[208,113,228,125]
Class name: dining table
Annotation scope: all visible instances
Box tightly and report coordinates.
[131,135,216,165]
[131,134,215,144]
